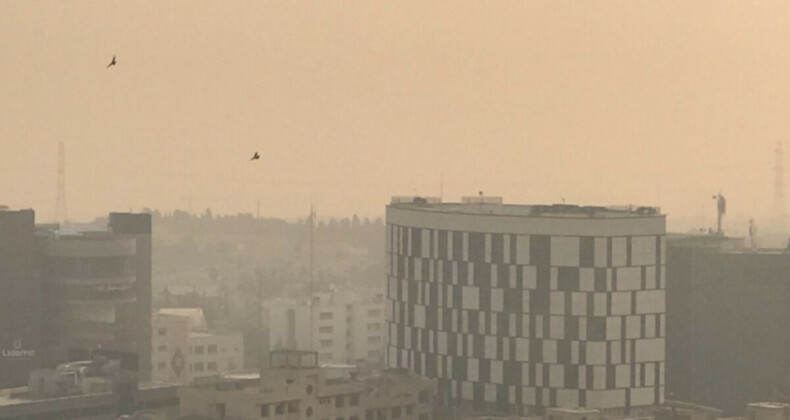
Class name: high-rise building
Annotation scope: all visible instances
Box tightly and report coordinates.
[667,235,790,415]
[0,209,43,388]
[385,197,666,415]
[0,209,152,388]
[36,213,152,381]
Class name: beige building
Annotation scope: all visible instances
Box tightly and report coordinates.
[746,403,790,420]
[178,350,436,420]
[266,291,386,365]
[151,309,243,385]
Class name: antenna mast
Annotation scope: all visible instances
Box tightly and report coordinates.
[309,203,315,351]
[55,142,67,224]
[776,143,786,231]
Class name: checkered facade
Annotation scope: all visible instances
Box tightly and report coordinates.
[385,218,665,411]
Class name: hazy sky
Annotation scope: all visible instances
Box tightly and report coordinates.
[3,2,790,231]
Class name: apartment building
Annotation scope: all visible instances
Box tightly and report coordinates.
[178,350,436,420]
[152,309,243,385]
[267,291,386,365]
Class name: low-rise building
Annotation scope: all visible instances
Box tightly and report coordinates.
[0,357,179,420]
[746,403,790,420]
[151,310,243,385]
[178,350,436,420]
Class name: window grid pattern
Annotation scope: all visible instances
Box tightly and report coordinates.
[385,225,665,410]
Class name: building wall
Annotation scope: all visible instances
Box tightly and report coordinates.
[667,246,790,415]
[386,205,666,413]
[39,235,139,362]
[109,213,152,382]
[178,365,434,420]
[152,315,191,385]
[267,294,386,365]
[152,315,244,385]
[188,332,244,382]
[0,210,42,389]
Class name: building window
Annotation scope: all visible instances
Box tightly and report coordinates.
[157,327,167,336]
[367,323,381,332]
[207,362,217,371]
[367,350,380,359]
[215,403,226,419]
[320,312,333,320]
[368,309,381,317]
[306,407,313,417]
[288,402,298,413]
[367,336,381,344]
[260,404,269,417]
[406,405,413,415]
[275,404,285,415]
[157,362,167,370]
[157,345,167,352]
[306,385,314,395]
[208,344,218,354]
[320,339,333,348]
[350,417,359,420]
[194,362,204,372]
[320,398,330,405]
[195,345,204,355]
[319,326,333,334]
[366,411,374,420]
[418,414,429,420]
[392,407,401,419]
[335,396,345,408]
[419,391,429,403]
[349,393,359,406]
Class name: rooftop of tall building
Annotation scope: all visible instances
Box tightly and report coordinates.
[389,196,663,219]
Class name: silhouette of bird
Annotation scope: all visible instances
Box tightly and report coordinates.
[107,55,116,68]
[250,152,260,161]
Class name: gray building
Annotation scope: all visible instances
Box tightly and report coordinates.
[667,235,790,415]
[385,197,666,416]
[0,209,152,388]
[0,209,43,389]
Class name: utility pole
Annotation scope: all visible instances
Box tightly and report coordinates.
[55,142,67,224]
[309,203,315,352]
[776,143,786,230]
[258,271,264,369]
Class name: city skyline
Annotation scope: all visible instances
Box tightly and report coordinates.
[4,2,790,226]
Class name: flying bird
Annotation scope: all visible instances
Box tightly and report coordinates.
[107,55,116,68]
[250,152,260,161]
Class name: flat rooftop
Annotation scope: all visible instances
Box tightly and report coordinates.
[748,402,790,409]
[389,197,662,219]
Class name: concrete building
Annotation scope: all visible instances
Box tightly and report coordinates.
[151,310,243,385]
[37,213,152,380]
[746,403,790,420]
[0,209,152,389]
[386,198,666,415]
[266,291,386,365]
[0,209,42,389]
[667,235,790,415]
[178,350,436,420]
